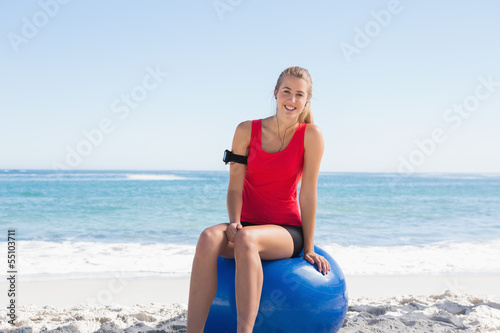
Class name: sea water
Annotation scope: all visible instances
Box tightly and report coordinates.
[1,170,499,279]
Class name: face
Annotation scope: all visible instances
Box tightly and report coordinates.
[274,75,310,121]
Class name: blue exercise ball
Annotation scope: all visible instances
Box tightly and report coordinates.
[204,245,347,333]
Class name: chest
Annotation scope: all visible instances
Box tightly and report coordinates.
[260,125,297,154]
[247,125,305,178]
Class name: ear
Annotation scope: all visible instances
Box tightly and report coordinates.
[274,89,277,99]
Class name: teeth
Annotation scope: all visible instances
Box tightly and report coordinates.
[285,105,296,110]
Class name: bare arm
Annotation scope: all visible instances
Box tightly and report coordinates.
[225,121,251,242]
[299,124,330,274]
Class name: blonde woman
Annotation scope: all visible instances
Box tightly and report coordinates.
[187,66,330,333]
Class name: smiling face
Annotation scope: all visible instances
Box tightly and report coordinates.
[274,74,310,121]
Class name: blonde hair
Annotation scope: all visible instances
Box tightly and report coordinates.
[274,66,313,124]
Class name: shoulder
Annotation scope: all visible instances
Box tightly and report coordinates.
[304,123,323,145]
[235,120,253,133]
[231,120,253,154]
[233,120,253,141]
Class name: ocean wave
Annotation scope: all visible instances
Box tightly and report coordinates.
[13,239,500,281]
[0,172,191,181]
[125,174,187,181]
[322,240,500,275]
[410,173,500,180]
[17,241,195,281]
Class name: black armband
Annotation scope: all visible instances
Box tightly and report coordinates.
[223,149,247,165]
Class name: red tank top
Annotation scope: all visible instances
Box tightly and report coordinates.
[240,119,307,227]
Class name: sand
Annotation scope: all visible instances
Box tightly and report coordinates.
[343,291,500,332]
[1,275,500,332]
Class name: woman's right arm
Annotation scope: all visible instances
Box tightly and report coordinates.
[225,121,251,243]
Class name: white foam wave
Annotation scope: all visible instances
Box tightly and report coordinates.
[411,173,500,180]
[321,240,500,275]
[0,172,189,181]
[12,239,500,281]
[125,174,187,181]
[17,241,195,281]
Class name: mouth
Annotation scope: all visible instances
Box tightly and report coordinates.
[284,105,296,111]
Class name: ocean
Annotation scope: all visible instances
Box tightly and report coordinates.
[1,170,500,280]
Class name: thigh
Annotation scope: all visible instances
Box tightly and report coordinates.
[237,224,295,260]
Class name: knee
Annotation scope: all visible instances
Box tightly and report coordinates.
[234,228,258,256]
[196,226,225,255]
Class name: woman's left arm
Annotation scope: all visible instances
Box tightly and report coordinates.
[300,124,330,275]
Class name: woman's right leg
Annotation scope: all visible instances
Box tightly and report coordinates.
[187,223,234,333]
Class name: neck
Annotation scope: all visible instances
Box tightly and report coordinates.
[274,114,299,132]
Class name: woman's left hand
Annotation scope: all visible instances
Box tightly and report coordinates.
[304,251,331,275]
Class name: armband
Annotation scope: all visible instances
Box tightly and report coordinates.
[223,149,247,165]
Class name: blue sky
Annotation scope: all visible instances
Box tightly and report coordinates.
[1,0,499,172]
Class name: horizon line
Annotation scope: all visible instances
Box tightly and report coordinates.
[1,168,500,175]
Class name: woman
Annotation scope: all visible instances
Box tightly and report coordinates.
[187,66,330,333]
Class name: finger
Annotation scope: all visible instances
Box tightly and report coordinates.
[304,254,314,264]
[322,260,328,275]
[317,257,326,275]
[309,255,320,271]
[308,255,316,264]
[323,258,330,274]
[316,258,325,274]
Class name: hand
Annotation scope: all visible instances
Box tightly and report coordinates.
[304,251,331,275]
[225,223,242,243]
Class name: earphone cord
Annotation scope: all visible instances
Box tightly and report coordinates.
[276,115,298,153]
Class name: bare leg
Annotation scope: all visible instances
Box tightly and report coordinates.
[234,232,262,332]
[187,224,234,333]
[233,225,294,333]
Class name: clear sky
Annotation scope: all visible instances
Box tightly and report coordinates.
[1,0,499,173]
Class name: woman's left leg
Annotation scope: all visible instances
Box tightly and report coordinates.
[233,224,295,333]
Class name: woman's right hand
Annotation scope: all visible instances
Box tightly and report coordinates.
[225,222,242,243]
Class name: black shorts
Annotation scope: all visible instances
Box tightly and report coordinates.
[240,222,304,258]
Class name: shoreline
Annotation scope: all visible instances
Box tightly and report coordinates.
[3,274,499,308]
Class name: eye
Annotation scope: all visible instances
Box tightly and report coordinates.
[283,90,290,94]
[297,94,303,97]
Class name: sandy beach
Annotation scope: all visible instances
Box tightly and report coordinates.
[1,275,500,332]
